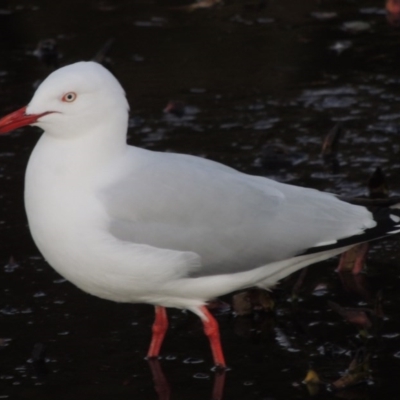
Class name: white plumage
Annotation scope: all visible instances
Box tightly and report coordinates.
[0,61,395,366]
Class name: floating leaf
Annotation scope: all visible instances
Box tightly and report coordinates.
[332,351,371,389]
[303,368,321,384]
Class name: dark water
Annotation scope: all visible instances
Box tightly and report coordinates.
[2,0,400,399]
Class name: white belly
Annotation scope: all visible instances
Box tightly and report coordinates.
[24,136,124,301]
[23,136,202,307]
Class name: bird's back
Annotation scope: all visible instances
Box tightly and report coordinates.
[101,146,376,277]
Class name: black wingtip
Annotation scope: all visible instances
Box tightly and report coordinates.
[301,205,400,256]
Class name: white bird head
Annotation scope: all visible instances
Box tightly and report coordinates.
[0,61,130,139]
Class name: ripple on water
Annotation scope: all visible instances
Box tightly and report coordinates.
[183,357,204,365]
[4,258,19,273]
[367,123,400,135]
[382,333,400,339]
[379,113,400,121]
[251,118,280,130]
[299,87,359,110]
[134,17,167,28]
[193,372,210,379]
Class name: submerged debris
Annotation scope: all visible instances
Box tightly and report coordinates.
[33,38,60,69]
[321,122,343,173]
[328,301,372,330]
[92,38,115,72]
[321,123,342,157]
[232,292,252,316]
[232,288,274,316]
[368,167,389,199]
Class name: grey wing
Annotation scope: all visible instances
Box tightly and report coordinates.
[100,147,374,277]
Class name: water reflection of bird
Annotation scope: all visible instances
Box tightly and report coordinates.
[146,358,225,400]
[1,62,400,368]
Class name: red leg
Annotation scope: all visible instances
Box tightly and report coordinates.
[199,306,226,369]
[147,306,168,358]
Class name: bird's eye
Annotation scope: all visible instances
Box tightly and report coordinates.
[62,92,77,102]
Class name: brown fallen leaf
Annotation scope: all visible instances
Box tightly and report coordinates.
[332,351,371,390]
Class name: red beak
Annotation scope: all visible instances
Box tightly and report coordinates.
[0,106,52,134]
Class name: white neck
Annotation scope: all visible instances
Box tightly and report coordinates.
[30,112,129,183]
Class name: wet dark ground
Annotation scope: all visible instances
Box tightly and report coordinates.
[2,0,400,399]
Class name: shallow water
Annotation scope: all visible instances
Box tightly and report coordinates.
[2,0,400,399]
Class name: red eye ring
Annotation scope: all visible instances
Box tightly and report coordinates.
[62,92,77,102]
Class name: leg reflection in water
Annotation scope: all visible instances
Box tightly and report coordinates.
[147,359,226,400]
